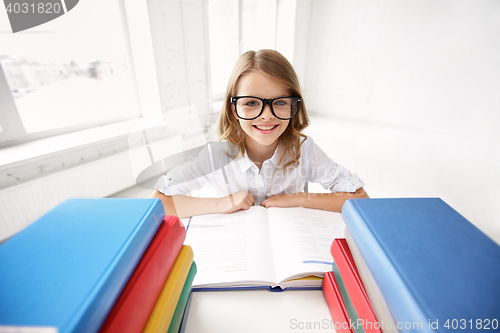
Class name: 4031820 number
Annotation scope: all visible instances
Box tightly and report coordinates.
[5,2,62,14]
[443,319,498,330]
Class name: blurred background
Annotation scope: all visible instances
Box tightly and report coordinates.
[0,0,499,243]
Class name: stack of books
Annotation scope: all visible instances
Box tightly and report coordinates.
[322,198,500,333]
[323,238,381,333]
[0,198,195,333]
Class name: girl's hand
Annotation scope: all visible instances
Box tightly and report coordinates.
[261,188,369,212]
[260,194,299,208]
[222,190,255,214]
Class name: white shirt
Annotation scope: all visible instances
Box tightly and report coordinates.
[157,136,364,206]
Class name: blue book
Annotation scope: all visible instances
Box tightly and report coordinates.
[0,198,165,333]
[342,198,500,332]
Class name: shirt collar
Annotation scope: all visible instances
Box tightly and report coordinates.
[237,152,254,173]
[237,145,282,173]
[268,144,282,167]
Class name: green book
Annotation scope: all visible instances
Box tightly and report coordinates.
[168,262,197,333]
[332,262,365,333]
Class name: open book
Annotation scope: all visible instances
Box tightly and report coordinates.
[184,206,345,291]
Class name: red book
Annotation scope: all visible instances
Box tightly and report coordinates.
[322,271,354,333]
[99,215,186,333]
[331,239,381,333]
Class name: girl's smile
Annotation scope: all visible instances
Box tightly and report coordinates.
[252,123,279,133]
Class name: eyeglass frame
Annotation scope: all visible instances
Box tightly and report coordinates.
[230,96,302,120]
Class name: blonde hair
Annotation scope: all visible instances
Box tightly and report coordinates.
[217,49,310,172]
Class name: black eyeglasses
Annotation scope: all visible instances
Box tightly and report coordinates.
[230,96,301,120]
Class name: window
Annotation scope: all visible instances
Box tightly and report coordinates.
[0,0,143,147]
[206,0,239,99]
[206,0,278,100]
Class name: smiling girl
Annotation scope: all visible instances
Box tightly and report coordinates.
[150,49,368,217]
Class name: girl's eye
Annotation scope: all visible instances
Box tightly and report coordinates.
[246,100,259,107]
[274,99,287,106]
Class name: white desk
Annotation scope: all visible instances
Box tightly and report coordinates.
[184,289,336,333]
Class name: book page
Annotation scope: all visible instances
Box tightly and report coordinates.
[266,207,346,284]
[184,206,276,288]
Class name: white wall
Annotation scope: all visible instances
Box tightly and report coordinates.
[300,0,500,139]
[206,0,239,96]
[239,0,278,53]
[296,0,500,240]
[147,0,213,131]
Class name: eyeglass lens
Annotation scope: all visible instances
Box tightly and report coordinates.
[235,97,298,119]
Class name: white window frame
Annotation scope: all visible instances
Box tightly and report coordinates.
[0,0,162,149]
[0,66,25,143]
[208,0,297,102]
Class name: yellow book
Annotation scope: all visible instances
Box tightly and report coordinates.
[143,245,194,333]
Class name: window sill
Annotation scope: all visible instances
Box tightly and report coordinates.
[0,118,148,167]
[0,117,176,190]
